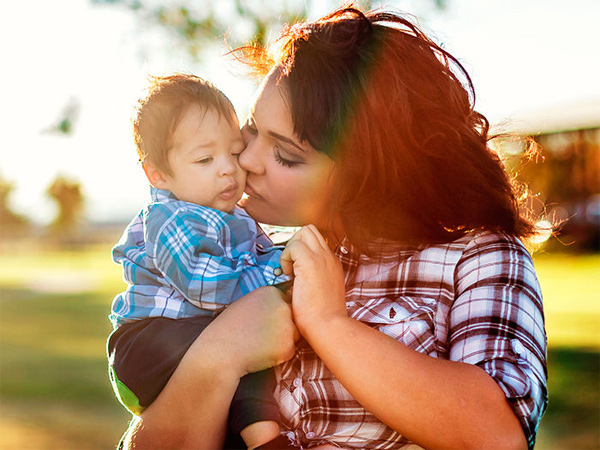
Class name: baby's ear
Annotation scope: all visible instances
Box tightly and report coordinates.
[142,162,169,189]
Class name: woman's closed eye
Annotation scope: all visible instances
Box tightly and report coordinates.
[274,146,303,168]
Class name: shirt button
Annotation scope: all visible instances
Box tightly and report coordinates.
[511,339,526,358]
[305,431,316,439]
[293,377,302,388]
[273,267,283,276]
[339,245,349,254]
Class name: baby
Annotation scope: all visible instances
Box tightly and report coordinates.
[108,74,289,449]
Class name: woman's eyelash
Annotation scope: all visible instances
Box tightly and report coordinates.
[243,119,300,168]
[274,148,300,168]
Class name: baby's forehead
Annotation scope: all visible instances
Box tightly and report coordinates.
[172,106,242,147]
[196,103,240,129]
[177,103,236,129]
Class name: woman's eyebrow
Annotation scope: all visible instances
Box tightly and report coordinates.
[248,107,306,153]
[268,131,306,153]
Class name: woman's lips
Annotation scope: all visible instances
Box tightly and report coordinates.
[244,182,263,199]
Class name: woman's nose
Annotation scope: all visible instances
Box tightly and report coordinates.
[238,137,264,175]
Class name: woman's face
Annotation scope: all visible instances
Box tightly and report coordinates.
[239,71,336,228]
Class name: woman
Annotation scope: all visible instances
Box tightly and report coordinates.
[122,7,547,450]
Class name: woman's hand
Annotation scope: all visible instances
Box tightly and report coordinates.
[280,225,347,336]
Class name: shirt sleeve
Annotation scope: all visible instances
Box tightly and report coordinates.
[448,232,548,450]
[144,202,270,311]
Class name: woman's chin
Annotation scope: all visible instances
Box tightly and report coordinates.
[237,194,249,209]
[239,196,271,223]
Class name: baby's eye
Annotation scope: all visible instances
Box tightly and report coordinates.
[196,157,212,165]
[231,146,245,158]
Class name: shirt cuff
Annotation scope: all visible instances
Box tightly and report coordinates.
[474,338,548,450]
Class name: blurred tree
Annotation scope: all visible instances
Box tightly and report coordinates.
[500,127,600,252]
[525,129,600,251]
[45,98,81,136]
[46,176,85,240]
[90,0,447,59]
[0,174,30,240]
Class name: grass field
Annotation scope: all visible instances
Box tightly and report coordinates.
[0,245,598,449]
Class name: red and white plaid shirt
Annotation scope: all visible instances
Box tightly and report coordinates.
[275,231,547,449]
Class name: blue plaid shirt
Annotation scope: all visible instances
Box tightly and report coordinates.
[110,187,289,328]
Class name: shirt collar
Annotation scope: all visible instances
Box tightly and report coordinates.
[150,186,178,203]
[335,235,425,263]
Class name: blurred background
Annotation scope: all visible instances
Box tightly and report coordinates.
[0,0,598,449]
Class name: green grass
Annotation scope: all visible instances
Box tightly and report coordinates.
[532,253,600,449]
[532,252,600,349]
[0,246,598,449]
[0,246,132,449]
[536,348,599,450]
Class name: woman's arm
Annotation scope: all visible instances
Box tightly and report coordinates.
[281,226,528,450]
[122,286,298,449]
[300,311,526,450]
[122,342,240,449]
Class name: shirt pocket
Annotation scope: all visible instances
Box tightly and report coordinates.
[347,296,438,356]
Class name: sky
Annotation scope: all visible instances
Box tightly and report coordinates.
[1,0,599,225]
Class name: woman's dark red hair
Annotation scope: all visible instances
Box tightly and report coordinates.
[239,7,536,250]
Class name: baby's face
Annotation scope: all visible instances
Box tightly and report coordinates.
[162,105,246,212]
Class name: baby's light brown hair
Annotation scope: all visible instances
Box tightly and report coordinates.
[133,73,238,175]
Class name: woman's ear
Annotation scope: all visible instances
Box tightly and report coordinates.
[142,162,169,189]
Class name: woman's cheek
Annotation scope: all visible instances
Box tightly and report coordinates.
[287,173,328,226]
[272,172,303,219]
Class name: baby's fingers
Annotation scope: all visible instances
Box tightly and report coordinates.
[295,224,330,252]
[280,227,311,275]
[280,238,303,276]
